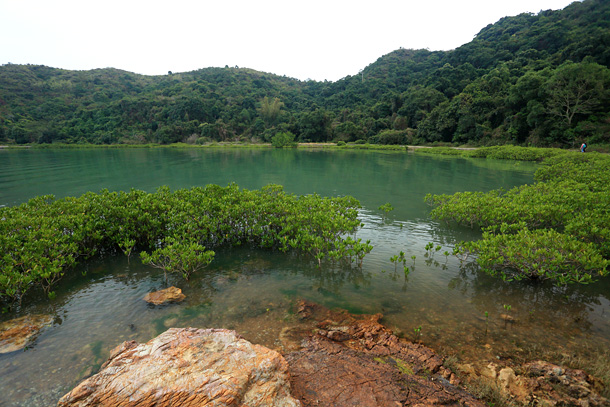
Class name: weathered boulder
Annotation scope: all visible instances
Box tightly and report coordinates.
[57,328,301,407]
[0,314,53,354]
[285,300,485,407]
[143,286,186,305]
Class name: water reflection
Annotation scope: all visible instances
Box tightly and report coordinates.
[437,261,610,356]
[450,261,604,326]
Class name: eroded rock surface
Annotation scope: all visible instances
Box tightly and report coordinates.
[57,328,301,407]
[0,314,53,354]
[143,286,186,305]
[285,300,484,407]
[518,360,608,406]
[458,360,609,407]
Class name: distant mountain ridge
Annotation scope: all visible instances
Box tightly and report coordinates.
[1,0,609,147]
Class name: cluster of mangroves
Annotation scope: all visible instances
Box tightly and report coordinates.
[0,184,372,307]
[425,149,610,285]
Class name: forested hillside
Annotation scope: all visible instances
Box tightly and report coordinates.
[1,0,609,147]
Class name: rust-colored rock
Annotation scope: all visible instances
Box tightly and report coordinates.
[287,341,407,406]
[143,286,186,305]
[286,300,484,407]
[0,314,53,354]
[57,328,301,407]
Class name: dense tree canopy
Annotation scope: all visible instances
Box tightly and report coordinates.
[1,0,609,147]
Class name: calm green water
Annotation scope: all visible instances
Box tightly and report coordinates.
[1,148,609,406]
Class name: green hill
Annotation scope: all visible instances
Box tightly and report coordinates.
[1,0,609,147]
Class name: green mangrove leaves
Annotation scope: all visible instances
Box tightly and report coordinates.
[0,184,368,308]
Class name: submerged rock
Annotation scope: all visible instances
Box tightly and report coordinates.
[499,313,515,322]
[57,327,300,407]
[143,286,186,305]
[0,314,53,354]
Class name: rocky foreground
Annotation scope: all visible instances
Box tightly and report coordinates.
[54,300,609,406]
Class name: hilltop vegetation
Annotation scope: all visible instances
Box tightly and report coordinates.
[1,0,609,147]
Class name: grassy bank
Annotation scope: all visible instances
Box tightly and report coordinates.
[414,145,567,161]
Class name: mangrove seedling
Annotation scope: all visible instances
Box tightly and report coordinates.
[425,242,434,257]
[379,203,394,222]
[378,202,394,214]
[390,254,399,272]
[390,251,407,272]
[118,238,136,263]
[414,326,422,341]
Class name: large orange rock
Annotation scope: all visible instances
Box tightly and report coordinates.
[57,328,301,407]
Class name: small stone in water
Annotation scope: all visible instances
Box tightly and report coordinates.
[500,314,515,322]
[143,287,186,305]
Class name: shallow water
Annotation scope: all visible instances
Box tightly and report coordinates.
[0,148,608,406]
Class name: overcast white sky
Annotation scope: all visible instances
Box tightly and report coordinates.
[0,0,578,82]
